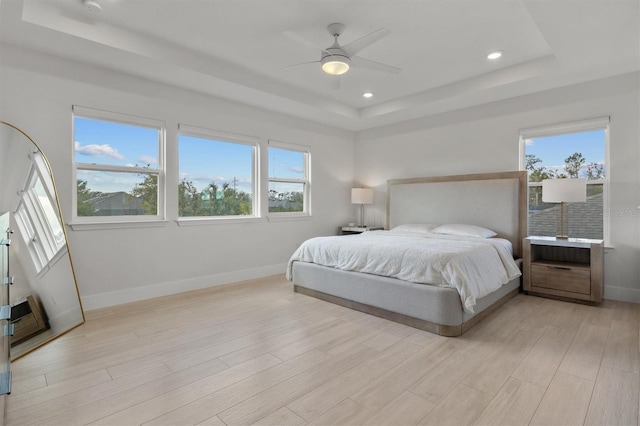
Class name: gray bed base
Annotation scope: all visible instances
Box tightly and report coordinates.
[291,171,527,337]
[292,260,522,337]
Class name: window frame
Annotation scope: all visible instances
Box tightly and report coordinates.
[519,116,610,245]
[14,162,66,274]
[266,139,311,220]
[71,106,166,226]
[15,201,47,272]
[176,124,260,225]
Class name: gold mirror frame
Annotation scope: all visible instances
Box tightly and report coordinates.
[0,121,85,360]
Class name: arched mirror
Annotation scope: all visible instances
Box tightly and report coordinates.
[0,121,84,360]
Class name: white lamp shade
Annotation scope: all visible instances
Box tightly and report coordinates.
[351,188,374,204]
[542,178,587,203]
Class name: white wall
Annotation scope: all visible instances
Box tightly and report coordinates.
[3,45,637,308]
[0,47,355,309]
[355,72,640,302]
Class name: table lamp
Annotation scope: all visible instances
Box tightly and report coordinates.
[351,188,374,227]
[542,178,587,239]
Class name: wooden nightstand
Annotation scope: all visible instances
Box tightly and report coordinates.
[10,295,48,346]
[339,226,384,235]
[523,236,604,304]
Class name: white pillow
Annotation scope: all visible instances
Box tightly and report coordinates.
[431,224,497,238]
[391,224,438,233]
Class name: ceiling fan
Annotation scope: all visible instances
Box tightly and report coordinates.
[281,23,401,76]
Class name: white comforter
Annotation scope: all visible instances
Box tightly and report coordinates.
[287,231,521,313]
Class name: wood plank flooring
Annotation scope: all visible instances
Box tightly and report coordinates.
[6,274,640,425]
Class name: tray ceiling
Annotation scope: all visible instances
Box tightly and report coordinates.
[1,0,638,131]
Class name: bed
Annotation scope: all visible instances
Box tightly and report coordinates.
[287,171,528,336]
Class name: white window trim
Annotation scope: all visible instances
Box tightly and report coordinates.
[176,217,266,226]
[518,116,610,246]
[36,245,69,278]
[73,105,165,130]
[32,150,57,207]
[71,106,166,226]
[519,116,610,140]
[176,124,260,223]
[24,183,57,260]
[15,201,46,272]
[69,220,170,231]
[266,139,311,219]
[14,163,67,272]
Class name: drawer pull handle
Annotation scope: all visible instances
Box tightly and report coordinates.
[547,265,571,271]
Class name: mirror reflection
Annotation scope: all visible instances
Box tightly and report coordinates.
[0,121,84,360]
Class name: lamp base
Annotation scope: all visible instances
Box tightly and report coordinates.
[555,202,570,240]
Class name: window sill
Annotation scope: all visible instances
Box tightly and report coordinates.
[176,217,265,226]
[37,246,69,278]
[69,220,170,231]
[267,213,312,222]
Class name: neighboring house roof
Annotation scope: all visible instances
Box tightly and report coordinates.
[529,193,603,239]
[85,192,145,215]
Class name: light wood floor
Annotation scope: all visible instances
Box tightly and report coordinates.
[5,274,640,426]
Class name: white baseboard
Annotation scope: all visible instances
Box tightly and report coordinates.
[82,271,640,311]
[81,263,288,311]
[604,285,640,304]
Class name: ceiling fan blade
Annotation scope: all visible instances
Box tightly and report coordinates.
[351,56,401,74]
[342,28,390,57]
[272,60,319,72]
[283,31,330,54]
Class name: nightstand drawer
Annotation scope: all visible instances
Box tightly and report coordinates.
[531,263,591,294]
[12,313,39,342]
[10,295,48,345]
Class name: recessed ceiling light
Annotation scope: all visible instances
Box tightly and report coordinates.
[487,51,503,60]
[363,92,374,98]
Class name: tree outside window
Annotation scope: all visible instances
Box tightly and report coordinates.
[268,143,310,215]
[178,127,256,218]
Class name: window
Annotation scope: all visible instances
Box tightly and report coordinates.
[14,158,65,273]
[178,125,257,219]
[520,117,609,242]
[268,141,310,215]
[72,106,165,222]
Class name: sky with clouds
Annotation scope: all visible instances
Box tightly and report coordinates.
[525,129,605,175]
[74,117,304,194]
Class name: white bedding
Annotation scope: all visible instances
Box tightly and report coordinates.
[287,230,521,313]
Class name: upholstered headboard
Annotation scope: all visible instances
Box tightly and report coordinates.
[387,171,528,257]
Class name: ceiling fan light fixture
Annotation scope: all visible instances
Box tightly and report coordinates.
[82,0,102,13]
[321,55,350,75]
[487,50,503,60]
